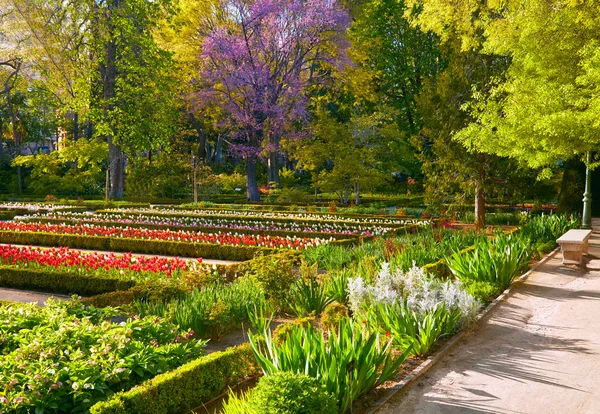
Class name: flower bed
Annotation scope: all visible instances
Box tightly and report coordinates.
[0,229,285,260]
[26,211,395,236]
[0,300,205,412]
[0,222,326,250]
[103,207,428,227]
[0,245,194,278]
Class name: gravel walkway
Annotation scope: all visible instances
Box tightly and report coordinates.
[0,287,70,305]
[378,220,600,414]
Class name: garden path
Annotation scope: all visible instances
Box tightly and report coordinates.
[0,287,69,305]
[378,218,600,414]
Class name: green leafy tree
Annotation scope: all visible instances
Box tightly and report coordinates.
[13,138,107,195]
[413,0,600,173]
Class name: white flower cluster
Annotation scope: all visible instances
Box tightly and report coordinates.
[348,263,481,327]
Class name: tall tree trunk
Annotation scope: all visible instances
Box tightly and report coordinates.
[108,138,124,198]
[474,156,486,229]
[246,154,260,201]
[8,104,22,193]
[188,113,206,161]
[0,120,4,157]
[267,152,280,187]
[215,134,223,164]
[73,112,79,141]
[343,185,349,205]
[474,182,485,229]
[355,183,361,205]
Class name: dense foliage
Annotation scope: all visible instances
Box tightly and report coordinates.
[0,300,204,412]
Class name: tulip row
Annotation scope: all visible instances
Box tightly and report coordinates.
[0,244,199,280]
[26,211,393,236]
[0,222,328,250]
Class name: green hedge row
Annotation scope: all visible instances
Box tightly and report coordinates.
[0,231,276,260]
[0,210,18,220]
[26,218,363,241]
[97,209,414,229]
[89,343,260,414]
[0,266,135,296]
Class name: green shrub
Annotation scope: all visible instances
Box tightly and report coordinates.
[247,254,298,310]
[0,230,275,260]
[286,262,332,317]
[321,302,348,331]
[446,233,530,290]
[363,301,460,357]
[0,265,135,296]
[248,319,407,413]
[223,372,337,414]
[134,278,266,340]
[1,300,205,413]
[90,343,259,414]
[462,280,503,304]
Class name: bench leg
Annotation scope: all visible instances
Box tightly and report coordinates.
[562,249,584,266]
[583,239,589,254]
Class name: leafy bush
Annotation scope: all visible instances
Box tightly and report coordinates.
[519,213,580,246]
[126,152,192,199]
[223,372,337,414]
[460,211,524,226]
[462,280,503,304]
[246,253,298,310]
[324,270,350,305]
[134,277,266,340]
[362,301,461,357]
[446,233,530,290]
[90,343,259,414]
[321,302,348,332]
[13,138,107,196]
[0,300,204,413]
[248,319,407,413]
[286,262,332,317]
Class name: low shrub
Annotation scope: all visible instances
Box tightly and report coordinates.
[0,230,275,260]
[223,371,337,414]
[90,343,259,414]
[246,253,298,310]
[321,302,348,332]
[286,262,332,317]
[248,319,407,413]
[134,277,266,340]
[0,265,135,296]
[446,233,530,290]
[362,301,461,357]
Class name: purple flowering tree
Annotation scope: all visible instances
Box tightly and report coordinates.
[196,0,349,201]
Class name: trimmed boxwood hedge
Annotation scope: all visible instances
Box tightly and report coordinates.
[0,230,277,260]
[89,343,260,414]
[26,218,364,241]
[0,266,135,296]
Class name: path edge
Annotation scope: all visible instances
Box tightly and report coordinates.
[365,247,561,414]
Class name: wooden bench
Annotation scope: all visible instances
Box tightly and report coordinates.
[556,229,592,266]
